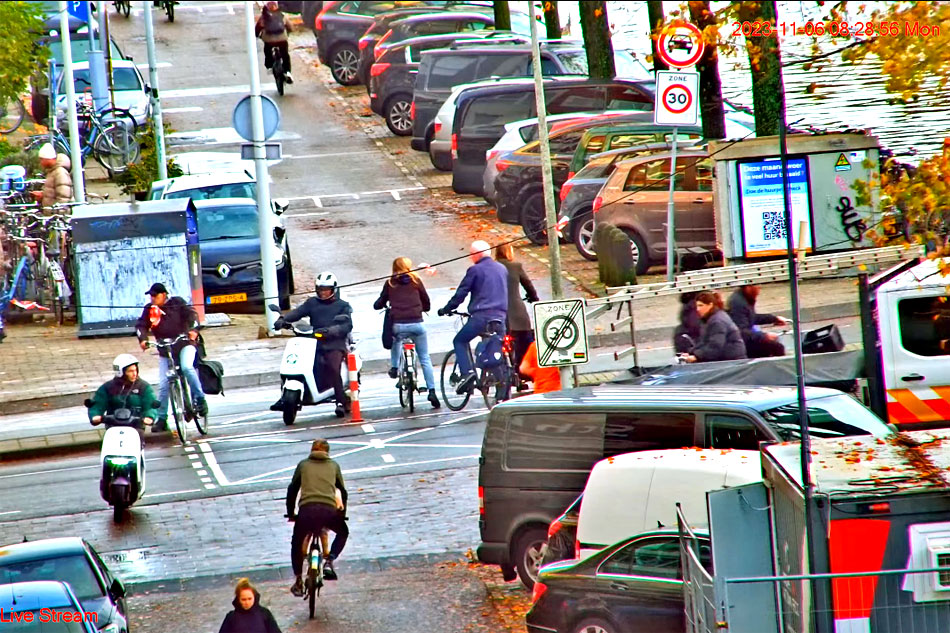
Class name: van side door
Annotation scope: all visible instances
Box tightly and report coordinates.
[701,413,774,450]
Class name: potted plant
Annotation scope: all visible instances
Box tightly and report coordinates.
[115,121,181,199]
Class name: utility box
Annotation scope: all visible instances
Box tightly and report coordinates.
[710,133,880,264]
[71,199,204,337]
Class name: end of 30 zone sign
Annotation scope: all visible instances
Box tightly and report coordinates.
[654,71,699,126]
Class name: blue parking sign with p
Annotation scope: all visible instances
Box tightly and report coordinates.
[67,1,90,22]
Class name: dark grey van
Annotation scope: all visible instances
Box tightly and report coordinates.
[477,384,892,588]
[452,78,655,195]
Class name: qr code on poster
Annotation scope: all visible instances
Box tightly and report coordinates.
[762,211,786,240]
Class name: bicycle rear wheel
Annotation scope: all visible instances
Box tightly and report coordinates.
[169,379,188,445]
[165,1,174,22]
[0,98,25,134]
[274,59,285,96]
[97,107,139,135]
[439,350,471,411]
[93,123,140,174]
[480,363,511,410]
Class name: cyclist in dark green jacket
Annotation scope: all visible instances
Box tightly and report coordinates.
[89,354,158,429]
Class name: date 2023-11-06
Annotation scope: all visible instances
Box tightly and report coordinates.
[732,20,941,39]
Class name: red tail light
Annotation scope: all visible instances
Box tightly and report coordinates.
[495,159,511,172]
[359,38,370,50]
[434,121,442,134]
[478,486,484,517]
[486,149,499,161]
[502,334,513,354]
[410,101,416,120]
[592,195,604,213]
[531,581,548,604]
[314,5,330,30]
[559,182,574,202]
[370,63,390,77]
[547,519,563,538]
[451,133,458,160]
[566,171,575,180]
[574,538,581,559]
[374,30,392,57]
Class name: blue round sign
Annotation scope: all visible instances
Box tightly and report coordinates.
[232,94,280,142]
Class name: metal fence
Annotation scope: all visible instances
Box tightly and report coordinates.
[677,506,719,633]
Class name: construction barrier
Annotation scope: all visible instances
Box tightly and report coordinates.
[347,351,362,422]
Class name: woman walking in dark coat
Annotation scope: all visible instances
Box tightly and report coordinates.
[684,291,747,363]
[218,578,282,633]
[494,244,539,388]
[673,292,702,354]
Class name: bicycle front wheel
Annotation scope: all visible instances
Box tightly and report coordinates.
[440,350,471,411]
[93,123,140,174]
[0,97,25,134]
[169,379,188,445]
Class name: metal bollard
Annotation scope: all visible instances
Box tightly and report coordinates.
[347,352,362,422]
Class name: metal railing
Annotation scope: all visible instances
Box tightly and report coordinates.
[677,505,719,633]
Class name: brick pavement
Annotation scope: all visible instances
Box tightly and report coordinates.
[0,465,479,589]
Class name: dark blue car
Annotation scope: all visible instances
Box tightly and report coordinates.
[193,198,293,311]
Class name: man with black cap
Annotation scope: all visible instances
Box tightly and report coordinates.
[135,282,208,432]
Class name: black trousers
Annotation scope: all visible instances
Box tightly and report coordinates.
[316,349,347,406]
[291,503,349,575]
[745,335,785,358]
[510,329,535,379]
[264,41,291,73]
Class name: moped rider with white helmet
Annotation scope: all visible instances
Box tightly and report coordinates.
[88,354,158,430]
[273,272,353,418]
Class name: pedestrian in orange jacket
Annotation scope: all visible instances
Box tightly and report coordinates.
[519,341,561,394]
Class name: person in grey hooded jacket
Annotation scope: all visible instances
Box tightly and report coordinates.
[685,291,747,363]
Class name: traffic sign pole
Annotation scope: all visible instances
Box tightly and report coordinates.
[143,3,168,180]
[666,128,678,281]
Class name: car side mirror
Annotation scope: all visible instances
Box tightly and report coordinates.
[273,198,289,215]
[83,399,94,408]
[109,578,126,599]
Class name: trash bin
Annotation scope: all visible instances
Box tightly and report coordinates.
[71,198,204,337]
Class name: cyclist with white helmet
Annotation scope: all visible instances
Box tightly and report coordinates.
[88,354,158,430]
[273,273,353,418]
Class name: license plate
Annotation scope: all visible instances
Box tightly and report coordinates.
[208,293,247,304]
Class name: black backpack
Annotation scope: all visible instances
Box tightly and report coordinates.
[197,359,225,395]
[263,10,285,35]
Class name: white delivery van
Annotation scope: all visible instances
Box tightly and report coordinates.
[575,448,761,560]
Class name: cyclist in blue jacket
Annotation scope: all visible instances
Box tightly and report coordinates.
[438,240,508,394]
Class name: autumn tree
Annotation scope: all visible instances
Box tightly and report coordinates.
[579,1,615,79]
[688,1,726,140]
[543,1,561,40]
[0,2,48,114]
[646,1,668,73]
[735,0,784,136]
[492,0,510,31]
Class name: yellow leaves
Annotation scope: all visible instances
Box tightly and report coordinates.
[594,7,603,18]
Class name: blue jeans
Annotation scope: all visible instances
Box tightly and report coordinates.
[157,344,205,420]
[453,314,505,377]
[391,322,436,390]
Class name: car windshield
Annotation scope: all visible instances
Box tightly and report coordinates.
[554,50,650,80]
[197,205,259,240]
[759,394,892,440]
[0,611,90,632]
[47,38,123,63]
[59,68,141,94]
[165,182,257,202]
[0,555,103,601]
[576,155,622,179]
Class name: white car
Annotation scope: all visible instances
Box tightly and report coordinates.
[55,59,150,126]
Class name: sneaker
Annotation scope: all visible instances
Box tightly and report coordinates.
[323,558,338,581]
[428,389,441,409]
[151,418,168,433]
[388,367,398,379]
[196,398,209,417]
[290,578,305,597]
[455,371,476,395]
[269,399,284,412]
[284,73,294,84]
[335,403,345,418]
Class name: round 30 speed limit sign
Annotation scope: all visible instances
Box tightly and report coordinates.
[654,71,699,126]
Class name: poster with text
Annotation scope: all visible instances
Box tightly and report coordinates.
[738,158,813,257]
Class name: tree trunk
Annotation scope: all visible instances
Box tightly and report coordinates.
[492,0,510,31]
[579,1,615,79]
[688,1,726,140]
[737,0,784,136]
[543,0,561,40]
[646,0,668,72]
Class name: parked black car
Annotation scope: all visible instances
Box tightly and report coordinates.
[526,529,711,633]
[374,9,495,59]
[451,79,656,196]
[369,30,527,135]
[0,537,129,633]
[539,494,582,567]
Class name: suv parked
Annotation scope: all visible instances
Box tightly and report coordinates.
[410,42,649,164]
[451,79,655,196]
[370,31,528,135]
[593,149,716,275]
[357,6,456,86]
[477,384,891,587]
[375,9,495,59]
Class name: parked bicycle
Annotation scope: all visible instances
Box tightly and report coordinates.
[150,335,209,444]
[113,0,131,17]
[395,335,427,413]
[0,96,26,135]
[440,311,513,411]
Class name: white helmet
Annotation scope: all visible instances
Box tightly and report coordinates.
[113,353,139,378]
[315,272,338,291]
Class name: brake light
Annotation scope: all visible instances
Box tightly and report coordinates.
[451,133,458,160]
[434,121,442,134]
[559,182,574,202]
[574,538,581,559]
[478,486,484,517]
[502,334,513,354]
[314,4,330,30]
[547,519,562,538]
[359,38,370,51]
[410,101,415,120]
[486,149,498,161]
[495,159,511,172]
[370,63,390,77]
[592,195,604,213]
[566,171,575,180]
[531,581,548,604]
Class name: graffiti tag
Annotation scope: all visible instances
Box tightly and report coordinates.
[835,196,867,243]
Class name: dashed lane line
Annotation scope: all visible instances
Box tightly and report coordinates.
[198,442,230,487]
[381,454,395,463]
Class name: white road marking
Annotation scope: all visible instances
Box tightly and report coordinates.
[188,453,199,460]
[384,443,482,449]
[0,510,22,516]
[164,106,203,114]
[204,483,217,490]
[198,441,230,486]
[191,462,203,470]
[381,454,395,463]
[342,455,478,475]
[369,439,386,449]
[197,470,208,477]
[283,186,425,203]
[185,445,196,452]
[285,211,329,219]
[391,190,401,201]
[164,84,277,99]
[310,196,323,208]
[135,62,172,70]
[143,489,201,498]
[361,424,375,433]
[285,150,376,160]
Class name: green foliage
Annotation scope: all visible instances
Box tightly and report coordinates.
[114,121,182,195]
[0,2,50,108]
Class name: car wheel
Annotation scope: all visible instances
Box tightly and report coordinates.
[572,211,597,261]
[520,192,547,246]
[572,617,619,633]
[385,94,413,136]
[513,526,548,590]
[429,143,451,171]
[621,229,650,276]
[330,45,360,85]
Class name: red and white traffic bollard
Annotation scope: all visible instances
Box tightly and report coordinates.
[347,352,362,422]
